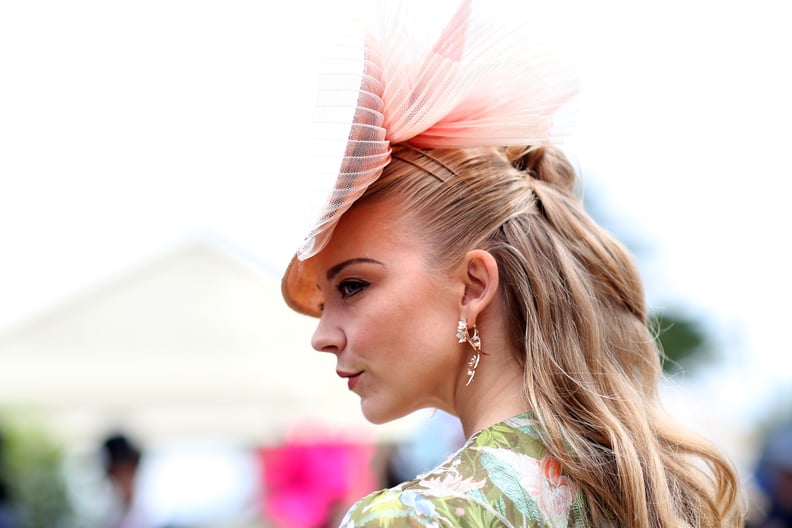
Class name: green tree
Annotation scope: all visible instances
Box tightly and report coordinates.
[650,312,712,374]
[0,418,73,528]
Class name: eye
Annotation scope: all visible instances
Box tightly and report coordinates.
[337,279,369,299]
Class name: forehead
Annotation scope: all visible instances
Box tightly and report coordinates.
[316,196,422,266]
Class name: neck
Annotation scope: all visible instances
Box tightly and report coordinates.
[453,337,527,438]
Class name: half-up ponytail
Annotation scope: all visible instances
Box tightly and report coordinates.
[506,145,578,195]
[359,143,742,527]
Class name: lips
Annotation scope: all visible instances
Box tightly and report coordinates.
[337,370,363,391]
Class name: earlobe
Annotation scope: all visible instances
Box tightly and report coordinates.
[460,249,499,324]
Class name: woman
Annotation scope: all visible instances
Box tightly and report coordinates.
[281,1,743,526]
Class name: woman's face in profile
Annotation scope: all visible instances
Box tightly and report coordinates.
[311,195,466,423]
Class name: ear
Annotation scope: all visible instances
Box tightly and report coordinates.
[458,249,499,325]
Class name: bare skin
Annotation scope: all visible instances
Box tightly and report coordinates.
[310,195,527,438]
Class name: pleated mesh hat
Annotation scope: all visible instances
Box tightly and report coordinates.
[282,0,578,316]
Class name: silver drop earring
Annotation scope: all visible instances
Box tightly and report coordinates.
[457,320,483,386]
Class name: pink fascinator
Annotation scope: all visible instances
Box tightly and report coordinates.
[283,0,578,316]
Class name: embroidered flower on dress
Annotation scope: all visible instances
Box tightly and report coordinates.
[475,446,578,527]
[400,490,437,518]
[504,414,535,429]
[535,456,577,520]
[419,467,486,496]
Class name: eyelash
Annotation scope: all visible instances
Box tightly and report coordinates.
[337,279,369,299]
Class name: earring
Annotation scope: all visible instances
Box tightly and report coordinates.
[457,320,483,386]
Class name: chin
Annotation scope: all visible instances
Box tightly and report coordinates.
[360,400,410,425]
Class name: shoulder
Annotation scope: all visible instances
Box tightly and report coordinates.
[338,484,503,527]
[340,414,589,527]
[339,448,509,527]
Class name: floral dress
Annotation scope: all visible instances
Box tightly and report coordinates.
[340,414,589,527]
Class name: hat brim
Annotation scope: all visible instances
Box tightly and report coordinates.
[281,255,322,318]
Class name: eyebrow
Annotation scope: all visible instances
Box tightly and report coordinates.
[326,258,384,281]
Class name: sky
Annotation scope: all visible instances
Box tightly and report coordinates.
[1,1,791,426]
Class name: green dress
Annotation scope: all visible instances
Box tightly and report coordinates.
[340,414,589,527]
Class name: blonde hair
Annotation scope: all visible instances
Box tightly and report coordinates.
[360,144,743,527]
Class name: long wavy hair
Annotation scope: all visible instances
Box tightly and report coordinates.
[359,144,743,527]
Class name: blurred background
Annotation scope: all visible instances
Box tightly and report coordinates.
[1,0,790,526]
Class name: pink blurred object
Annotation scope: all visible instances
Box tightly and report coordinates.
[258,440,377,528]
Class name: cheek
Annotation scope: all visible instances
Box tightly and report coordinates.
[360,321,406,356]
[346,314,390,354]
[353,278,457,357]
[351,325,373,349]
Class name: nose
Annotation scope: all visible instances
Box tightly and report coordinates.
[311,314,345,355]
